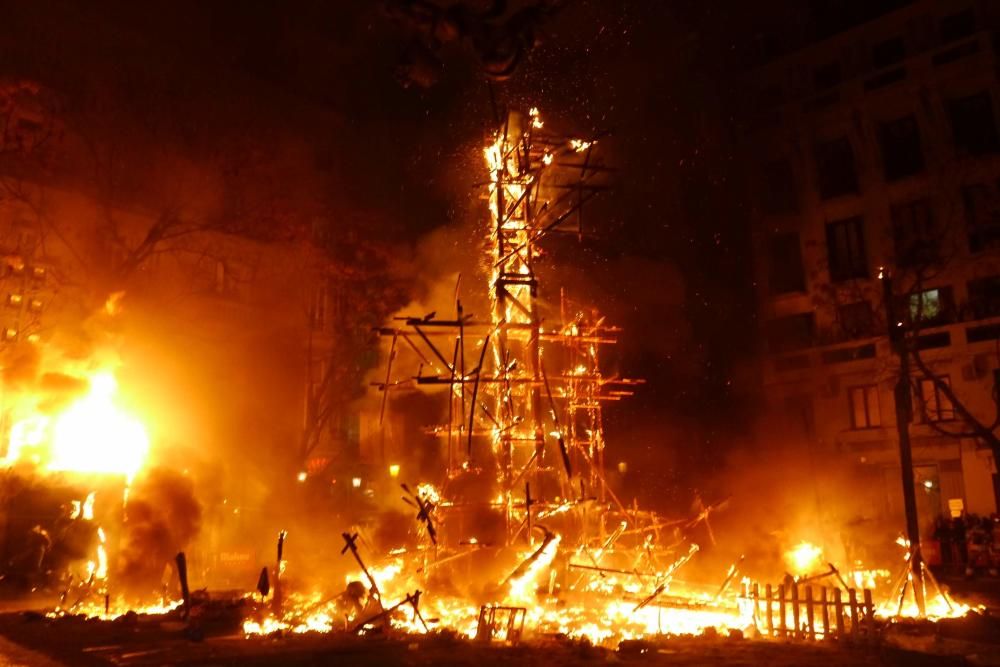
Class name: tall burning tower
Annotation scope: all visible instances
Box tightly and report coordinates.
[377,108,639,545]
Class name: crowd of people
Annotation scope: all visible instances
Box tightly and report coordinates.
[932,514,1000,575]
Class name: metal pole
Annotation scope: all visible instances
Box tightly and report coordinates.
[881,271,926,617]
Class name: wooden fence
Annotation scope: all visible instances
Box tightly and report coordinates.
[742,582,877,642]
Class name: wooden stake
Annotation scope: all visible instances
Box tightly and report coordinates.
[849,588,859,638]
[778,584,787,639]
[863,589,875,638]
[834,588,844,639]
[175,552,191,621]
[791,584,800,640]
[765,584,774,638]
[820,586,830,640]
[805,585,815,640]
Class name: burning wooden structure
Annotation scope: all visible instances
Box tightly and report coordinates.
[234,108,978,646]
[373,107,641,547]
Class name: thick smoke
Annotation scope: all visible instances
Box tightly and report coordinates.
[117,467,201,598]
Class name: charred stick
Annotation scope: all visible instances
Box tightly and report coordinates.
[712,555,745,601]
[633,583,667,612]
[413,324,454,374]
[568,563,655,578]
[467,334,491,459]
[409,590,430,633]
[351,590,424,634]
[525,483,532,544]
[272,531,287,614]
[175,552,191,620]
[828,563,852,591]
[402,484,437,545]
[341,532,382,602]
[379,333,398,425]
[448,335,459,469]
[501,528,556,587]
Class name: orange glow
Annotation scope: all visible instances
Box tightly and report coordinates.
[785,541,822,575]
[5,370,150,482]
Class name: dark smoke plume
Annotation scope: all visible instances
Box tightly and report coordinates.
[117,467,201,598]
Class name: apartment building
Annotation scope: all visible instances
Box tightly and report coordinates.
[743,0,1000,529]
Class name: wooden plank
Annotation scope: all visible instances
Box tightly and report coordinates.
[834,588,844,640]
[863,589,875,639]
[752,582,760,632]
[765,584,774,638]
[805,586,815,641]
[849,589,859,638]
[820,586,830,640]
[791,584,800,640]
[778,584,787,639]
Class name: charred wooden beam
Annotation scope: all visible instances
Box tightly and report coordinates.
[273,530,287,615]
[501,527,557,588]
[341,532,382,603]
[175,552,191,621]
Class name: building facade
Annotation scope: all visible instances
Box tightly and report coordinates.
[743,0,1000,532]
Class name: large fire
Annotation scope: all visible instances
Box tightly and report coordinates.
[4,369,149,481]
[4,107,976,651]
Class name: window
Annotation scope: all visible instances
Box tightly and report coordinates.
[760,159,797,214]
[815,137,859,199]
[940,8,976,44]
[909,286,954,324]
[872,37,905,69]
[878,115,924,181]
[826,216,868,281]
[947,92,1000,156]
[814,62,842,91]
[917,376,955,422]
[849,385,881,429]
[838,301,875,339]
[963,183,1000,252]
[892,199,936,266]
[768,233,805,294]
[967,275,1000,319]
[765,312,815,353]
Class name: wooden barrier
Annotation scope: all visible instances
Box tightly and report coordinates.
[747,581,876,642]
